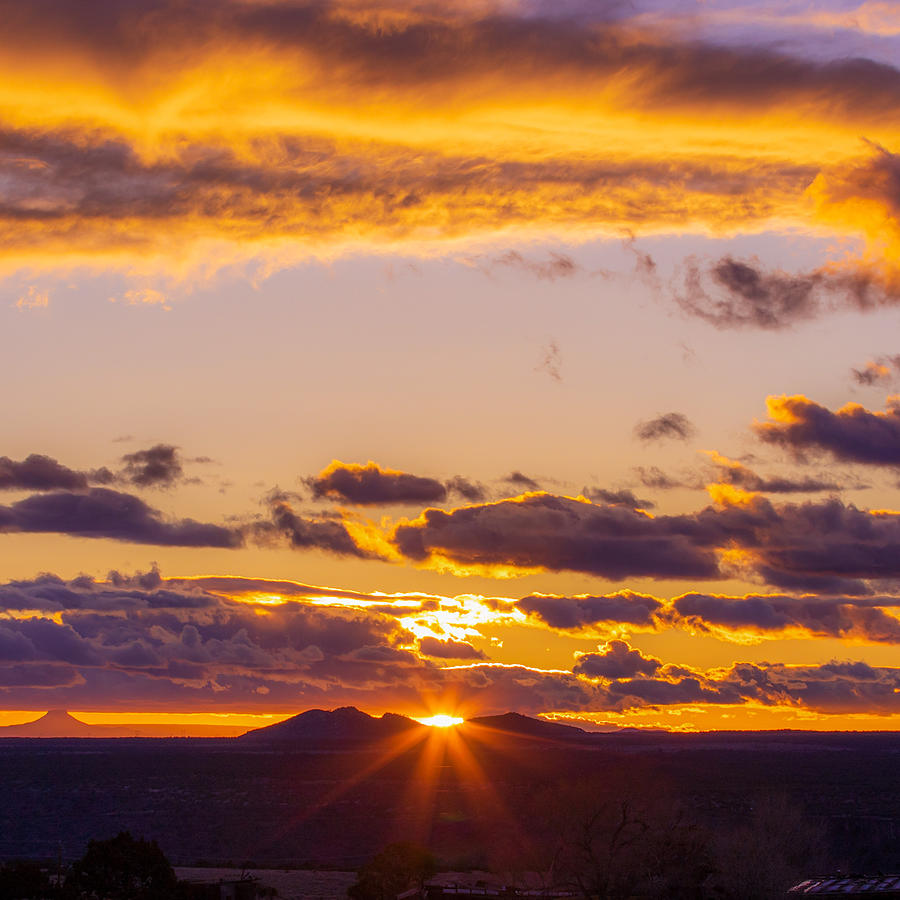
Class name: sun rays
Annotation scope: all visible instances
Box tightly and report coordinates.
[416,715,464,727]
[242,708,533,860]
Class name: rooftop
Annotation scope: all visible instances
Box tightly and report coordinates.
[788,875,900,895]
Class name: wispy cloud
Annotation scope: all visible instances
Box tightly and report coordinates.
[634,412,696,443]
[15,286,48,310]
[851,355,900,386]
[536,339,563,382]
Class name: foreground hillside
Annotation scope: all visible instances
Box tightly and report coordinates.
[1,727,899,876]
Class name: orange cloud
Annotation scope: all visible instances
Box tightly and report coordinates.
[15,286,49,309]
[0,1,899,282]
[109,288,170,309]
[5,571,900,724]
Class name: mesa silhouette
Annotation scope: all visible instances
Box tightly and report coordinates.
[0,710,245,738]
[238,707,595,746]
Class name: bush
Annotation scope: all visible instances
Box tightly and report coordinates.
[65,832,178,900]
[347,842,437,900]
[0,861,51,900]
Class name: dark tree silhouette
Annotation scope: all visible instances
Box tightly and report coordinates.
[65,832,178,900]
[496,773,713,899]
[0,861,51,900]
[347,841,437,900]
[708,793,827,899]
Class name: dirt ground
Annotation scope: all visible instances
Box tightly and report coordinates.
[176,867,357,899]
[175,866,504,899]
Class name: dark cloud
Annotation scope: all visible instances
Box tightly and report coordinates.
[708,452,841,494]
[755,395,900,465]
[107,566,163,591]
[573,640,661,679]
[676,249,900,331]
[0,572,603,715]
[308,460,448,505]
[577,657,900,716]
[517,591,662,630]
[582,486,655,508]
[391,487,900,590]
[634,412,696,443]
[672,592,900,644]
[3,618,103,666]
[736,474,840,494]
[119,444,184,487]
[751,565,870,598]
[634,466,693,490]
[0,454,112,491]
[638,452,847,496]
[256,493,375,558]
[392,493,721,580]
[417,636,487,660]
[0,663,80,689]
[0,488,241,547]
[375,580,900,648]
[504,471,541,491]
[717,494,900,592]
[726,660,900,715]
[0,572,429,710]
[0,446,206,494]
[3,574,900,717]
[676,256,823,330]
[445,476,488,503]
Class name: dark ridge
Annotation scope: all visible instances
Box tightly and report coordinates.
[462,711,591,742]
[239,706,425,744]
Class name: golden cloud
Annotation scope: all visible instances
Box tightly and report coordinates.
[0,0,899,280]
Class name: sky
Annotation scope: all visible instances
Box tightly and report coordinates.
[4,0,900,732]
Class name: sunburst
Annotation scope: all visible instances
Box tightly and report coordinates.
[416,714,464,727]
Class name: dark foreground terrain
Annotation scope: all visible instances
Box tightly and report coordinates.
[1,729,898,874]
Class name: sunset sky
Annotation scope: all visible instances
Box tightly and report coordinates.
[5,0,900,732]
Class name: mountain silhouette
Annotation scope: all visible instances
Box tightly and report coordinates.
[0,710,247,738]
[0,710,107,737]
[462,711,591,742]
[239,706,426,744]
[241,708,601,746]
[0,707,627,741]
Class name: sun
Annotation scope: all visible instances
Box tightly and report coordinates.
[416,714,464,728]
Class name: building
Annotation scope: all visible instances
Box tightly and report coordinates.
[788,875,900,896]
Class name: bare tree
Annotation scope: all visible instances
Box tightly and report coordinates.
[708,793,827,899]
[498,773,713,899]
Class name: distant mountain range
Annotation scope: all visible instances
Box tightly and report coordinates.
[239,706,426,743]
[0,710,247,738]
[239,706,600,745]
[463,711,592,740]
[0,707,640,741]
